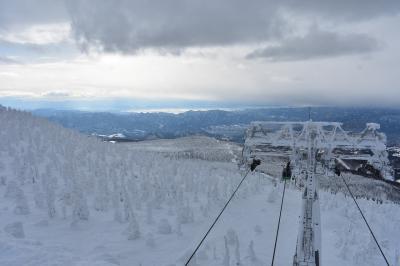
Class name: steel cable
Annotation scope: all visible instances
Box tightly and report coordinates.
[271,179,287,266]
[185,169,252,265]
[340,175,390,266]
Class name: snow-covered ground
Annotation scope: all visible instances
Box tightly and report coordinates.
[389,147,400,158]
[1,107,400,266]
[123,136,242,163]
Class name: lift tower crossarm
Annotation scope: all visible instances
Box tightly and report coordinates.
[243,121,392,266]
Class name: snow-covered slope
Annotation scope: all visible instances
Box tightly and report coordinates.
[124,135,242,162]
[1,106,400,266]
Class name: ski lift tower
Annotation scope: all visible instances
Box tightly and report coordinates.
[243,121,392,266]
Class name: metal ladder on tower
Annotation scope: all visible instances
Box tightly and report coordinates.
[294,124,320,266]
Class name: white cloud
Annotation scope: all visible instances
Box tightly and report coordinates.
[0,48,399,106]
[0,90,36,97]
[0,56,20,64]
[0,71,19,77]
[0,23,71,45]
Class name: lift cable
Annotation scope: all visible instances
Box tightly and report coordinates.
[271,179,287,266]
[185,168,252,266]
[340,175,390,266]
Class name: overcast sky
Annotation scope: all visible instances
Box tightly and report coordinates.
[0,0,399,110]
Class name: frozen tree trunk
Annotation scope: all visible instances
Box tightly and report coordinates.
[4,181,19,198]
[14,188,30,215]
[4,222,25,239]
[194,189,199,203]
[234,234,241,265]
[44,175,56,218]
[223,236,230,266]
[94,174,109,212]
[213,245,218,260]
[175,216,183,236]
[127,212,140,240]
[122,181,134,223]
[394,249,400,266]
[146,201,154,225]
[60,187,71,220]
[145,233,155,247]
[32,163,45,209]
[267,186,279,203]
[71,179,89,226]
[33,182,45,209]
[247,241,257,262]
[177,201,195,224]
[61,204,67,219]
[157,218,172,234]
[153,183,163,210]
[112,176,123,223]
[226,229,238,245]
[127,177,141,211]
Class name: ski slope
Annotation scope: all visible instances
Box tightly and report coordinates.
[0,107,399,266]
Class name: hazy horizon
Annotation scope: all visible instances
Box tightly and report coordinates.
[2,96,400,113]
[1,0,400,107]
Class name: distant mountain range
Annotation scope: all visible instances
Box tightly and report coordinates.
[33,107,400,145]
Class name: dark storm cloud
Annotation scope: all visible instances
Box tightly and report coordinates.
[66,0,286,53]
[64,0,400,54]
[1,0,400,58]
[285,0,400,21]
[0,0,67,28]
[246,27,380,61]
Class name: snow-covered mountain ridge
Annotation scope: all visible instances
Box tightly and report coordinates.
[1,106,400,266]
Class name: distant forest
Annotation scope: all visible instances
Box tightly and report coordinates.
[33,107,400,146]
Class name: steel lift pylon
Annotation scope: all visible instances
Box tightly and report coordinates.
[243,121,392,266]
[293,124,321,266]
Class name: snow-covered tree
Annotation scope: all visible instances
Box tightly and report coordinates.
[226,228,238,245]
[175,216,183,236]
[4,180,19,198]
[146,201,154,225]
[111,174,123,223]
[13,187,30,215]
[127,212,140,240]
[223,236,231,266]
[158,218,172,234]
[93,163,109,212]
[43,165,57,218]
[145,233,155,247]
[71,177,90,226]
[246,240,257,263]
[177,201,194,224]
[234,234,241,265]
[267,185,279,203]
